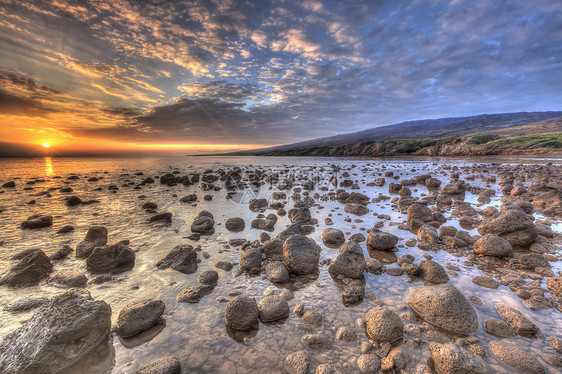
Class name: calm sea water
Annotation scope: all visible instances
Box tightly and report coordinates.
[0,155,560,374]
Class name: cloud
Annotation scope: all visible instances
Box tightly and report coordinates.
[0,90,58,117]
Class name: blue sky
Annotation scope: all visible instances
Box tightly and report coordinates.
[0,0,560,150]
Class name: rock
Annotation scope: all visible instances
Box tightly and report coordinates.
[328,241,366,279]
[283,235,321,275]
[76,226,108,258]
[302,310,323,327]
[406,284,478,335]
[533,190,562,209]
[365,258,383,274]
[149,212,172,223]
[56,225,75,234]
[249,198,268,211]
[302,333,331,349]
[4,297,48,312]
[315,364,342,374]
[365,307,403,342]
[176,285,213,303]
[49,271,87,288]
[357,354,381,374]
[472,276,499,289]
[136,356,181,374]
[116,300,165,337]
[225,217,245,232]
[179,194,197,203]
[85,241,135,273]
[548,337,562,353]
[547,276,562,297]
[65,196,82,206]
[335,326,357,342]
[258,295,289,322]
[198,270,218,286]
[407,203,433,223]
[322,228,345,247]
[20,215,53,229]
[289,207,312,224]
[489,340,545,374]
[477,206,537,247]
[484,318,516,337]
[0,249,53,287]
[342,281,365,305]
[429,342,492,374]
[156,245,197,274]
[419,260,449,284]
[141,202,158,210]
[473,234,512,257]
[541,353,562,367]
[265,261,290,283]
[0,290,111,373]
[344,203,369,216]
[284,350,310,374]
[215,261,234,271]
[191,216,214,234]
[50,245,73,261]
[240,247,263,273]
[225,295,258,330]
[277,223,310,241]
[496,306,539,335]
[418,224,439,243]
[519,253,550,269]
[366,229,398,250]
[2,181,15,187]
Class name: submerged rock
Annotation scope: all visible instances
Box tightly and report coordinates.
[136,356,181,374]
[116,300,165,338]
[496,306,539,335]
[176,285,213,303]
[0,290,111,374]
[489,340,545,374]
[284,350,310,374]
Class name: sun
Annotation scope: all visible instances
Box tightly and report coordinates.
[43,142,50,148]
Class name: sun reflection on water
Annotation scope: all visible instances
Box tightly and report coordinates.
[44,157,53,176]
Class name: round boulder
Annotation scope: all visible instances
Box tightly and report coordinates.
[116,300,165,338]
[283,235,321,275]
[258,295,290,322]
[365,307,403,342]
[473,234,512,257]
[366,229,398,250]
[225,295,259,330]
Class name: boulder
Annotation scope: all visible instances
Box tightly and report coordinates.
[249,198,268,211]
[176,285,213,303]
[489,340,545,374]
[225,295,258,330]
[240,248,263,273]
[322,228,345,247]
[156,245,197,274]
[49,271,88,288]
[116,300,165,337]
[190,216,214,234]
[477,206,537,247]
[365,307,403,342]
[265,261,290,283]
[547,276,562,297]
[258,295,289,322]
[496,306,538,335]
[225,217,245,232]
[136,356,181,374]
[357,354,381,374]
[344,203,369,216]
[366,229,398,250]
[417,224,439,244]
[0,249,52,287]
[429,342,492,374]
[288,207,311,224]
[302,334,332,350]
[20,215,53,229]
[419,260,449,284]
[328,241,366,279]
[149,212,172,223]
[519,253,550,269]
[484,318,516,338]
[407,203,433,223]
[76,226,108,258]
[283,235,321,275]
[473,234,512,257]
[406,284,478,335]
[198,270,218,286]
[85,241,135,273]
[0,290,111,374]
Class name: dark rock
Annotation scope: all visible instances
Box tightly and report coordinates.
[116,300,165,337]
[76,226,108,258]
[86,241,135,273]
[136,356,181,374]
[0,249,53,287]
[21,215,53,229]
[283,235,321,275]
[225,295,258,330]
[156,245,197,274]
[176,285,213,303]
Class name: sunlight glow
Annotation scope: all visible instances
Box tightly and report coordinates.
[43,143,50,148]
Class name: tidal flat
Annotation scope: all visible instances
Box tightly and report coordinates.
[0,155,560,374]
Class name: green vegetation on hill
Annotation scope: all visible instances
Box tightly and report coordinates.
[230,133,562,157]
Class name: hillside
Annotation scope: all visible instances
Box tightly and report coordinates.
[249,111,562,152]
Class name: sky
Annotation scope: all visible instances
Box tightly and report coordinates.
[0,0,561,155]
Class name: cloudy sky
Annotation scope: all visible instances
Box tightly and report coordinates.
[0,0,561,154]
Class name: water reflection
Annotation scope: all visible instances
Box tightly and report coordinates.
[44,157,53,177]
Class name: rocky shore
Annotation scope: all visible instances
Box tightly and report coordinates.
[0,157,560,373]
